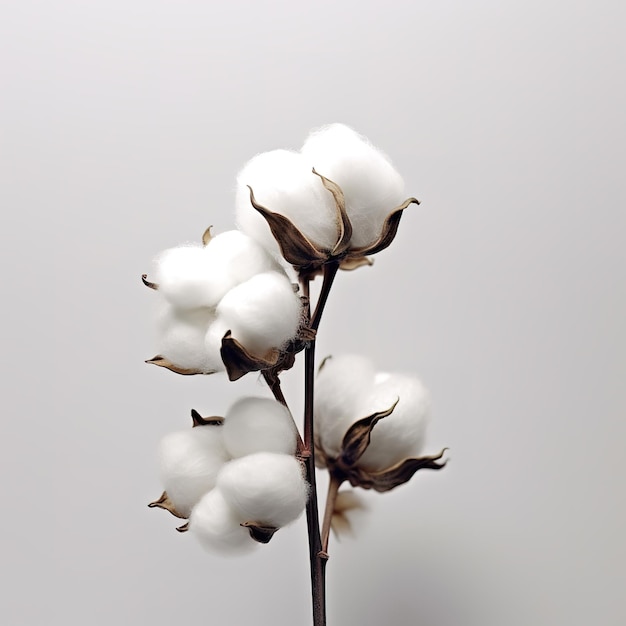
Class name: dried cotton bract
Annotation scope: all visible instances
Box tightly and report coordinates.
[301,123,407,249]
[235,150,340,255]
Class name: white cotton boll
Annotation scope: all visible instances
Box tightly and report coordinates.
[314,354,376,459]
[355,373,431,472]
[156,306,224,373]
[218,453,308,528]
[223,397,298,458]
[189,488,257,556]
[216,271,302,355]
[204,230,280,288]
[155,245,230,310]
[158,427,231,518]
[301,123,406,248]
[235,149,340,254]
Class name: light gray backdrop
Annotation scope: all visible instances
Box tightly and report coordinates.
[2,1,625,624]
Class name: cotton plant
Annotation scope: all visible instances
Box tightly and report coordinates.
[143,123,447,626]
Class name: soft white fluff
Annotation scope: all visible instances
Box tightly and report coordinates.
[301,124,406,248]
[156,306,225,373]
[314,355,376,459]
[204,230,280,288]
[158,426,231,518]
[235,149,340,254]
[216,271,303,355]
[154,244,230,310]
[354,372,431,472]
[189,488,257,555]
[218,453,308,528]
[222,397,298,458]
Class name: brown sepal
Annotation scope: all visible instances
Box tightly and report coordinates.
[191,408,224,427]
[220,331,280,381]
[141,274,158,290]
[241,522,279,544]
[247,186,329,268]
[176,522,189,533]
[148,491,187,520]
[339,256,373,272]
[348,448,448,493]
[339,399,399,467]
[331,490,367,539]
[145,355,210,376]
[202,225,213,246]
[348,197,420,258]
[312,169,352,256]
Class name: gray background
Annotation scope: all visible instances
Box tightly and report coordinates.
[2,0,625,624]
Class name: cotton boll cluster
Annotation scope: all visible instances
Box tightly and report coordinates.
[314,354,431,472]
[157,398,307,555]
[235,124,408,260]
[151,230,303,373]
[301,124,406,249]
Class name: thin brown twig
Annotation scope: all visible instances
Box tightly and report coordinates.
[320,475,342,555]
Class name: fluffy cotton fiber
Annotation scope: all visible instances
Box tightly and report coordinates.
[158,426,231,518]
[314,354,376,459]
[154,244,229,310]
[301,124,406,249]
[217,271,303,355]
[235,149,340,255]
[354,373,431,472]
[156,306,225,373]
[155,231,279,311]
[223,397,299,458]
[202,230,279,288]
[218,453,308,528]
[190,488,257,555]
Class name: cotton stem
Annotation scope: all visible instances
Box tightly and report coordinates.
[321,475,343,555]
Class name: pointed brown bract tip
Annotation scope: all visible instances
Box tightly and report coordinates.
[339,256,373,272]
[247,185,330,269]
[191,408,224,427]
[176,522,189,533]
[141,274,158,290]
[148,492,187,520]
[348,196,420,258]
[353,448,449,493]
[145,355,209,376]
[318,355,332,372]
[311,169,353,257]
[202,225,213,246]
[220,331,280,381]
[339,399,399,467]
[241,522,279,544]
